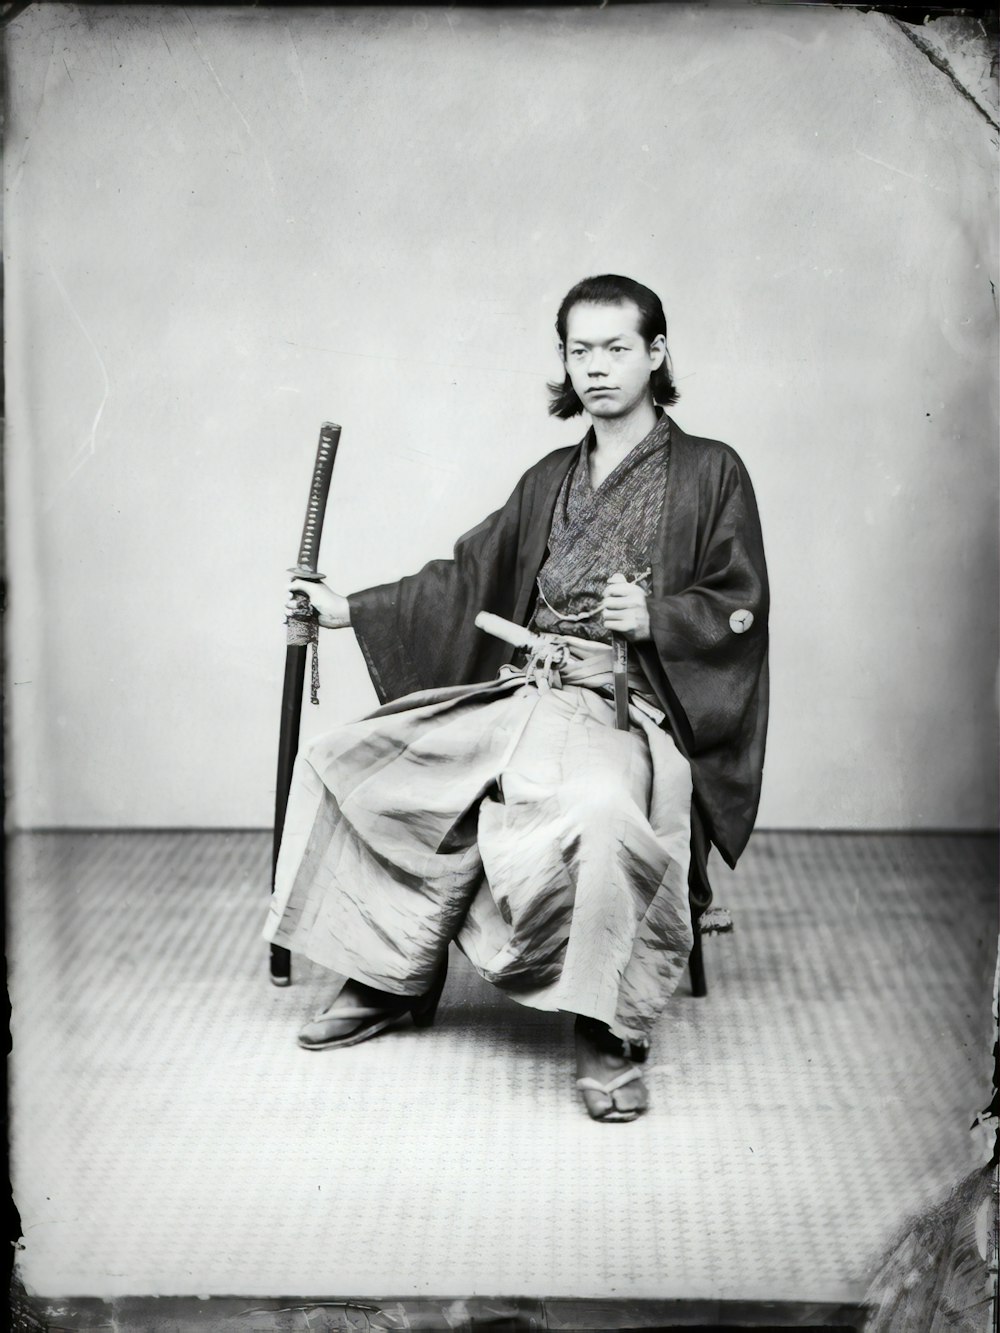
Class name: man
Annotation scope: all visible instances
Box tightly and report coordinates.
[263,274,768,1122]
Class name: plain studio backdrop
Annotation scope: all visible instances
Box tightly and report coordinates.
[4,3,998,835]
[4,4,998,1317]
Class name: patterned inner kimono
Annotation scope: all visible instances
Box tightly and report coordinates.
[531,411,670,647]
[263,414,695,1044]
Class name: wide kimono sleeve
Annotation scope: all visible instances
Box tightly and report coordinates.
[636,438,769,867]
[345,472,538,703]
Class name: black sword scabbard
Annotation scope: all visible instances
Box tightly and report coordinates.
[611,632,630,731]
[270,421,342,986]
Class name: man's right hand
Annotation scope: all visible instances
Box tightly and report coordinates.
[286,578,352,629]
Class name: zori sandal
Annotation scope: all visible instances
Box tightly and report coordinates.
[576,1066,647,1123]
[298,967,447,1051]
[299,1000,412,1050]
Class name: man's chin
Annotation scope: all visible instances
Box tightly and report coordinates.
[586,400,627,419]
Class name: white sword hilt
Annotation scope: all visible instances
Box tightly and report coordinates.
[474,612,568,667]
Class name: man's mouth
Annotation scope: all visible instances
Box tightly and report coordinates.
[587,387,617,394]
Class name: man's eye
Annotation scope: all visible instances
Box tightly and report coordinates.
[570,348,586,357]
[611,346,628,353]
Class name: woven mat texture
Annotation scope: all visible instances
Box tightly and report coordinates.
[9,830,996,1301]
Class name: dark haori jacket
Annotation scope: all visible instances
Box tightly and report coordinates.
[348,418,769,906]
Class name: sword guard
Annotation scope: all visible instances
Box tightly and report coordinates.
[287,565,327,582]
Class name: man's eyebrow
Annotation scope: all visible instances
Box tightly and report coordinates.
[566,334,637,347]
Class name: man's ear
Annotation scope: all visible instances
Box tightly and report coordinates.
[556,339,566,363]
[648,334,666,369]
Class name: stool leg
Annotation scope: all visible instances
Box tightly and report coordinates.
[270,943,292,987]
[689,926,707,998]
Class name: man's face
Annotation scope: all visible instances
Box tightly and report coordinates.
[561,301,666,420]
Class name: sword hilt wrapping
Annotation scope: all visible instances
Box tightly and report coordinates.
[284,421,342,690]
[293,421,341,577]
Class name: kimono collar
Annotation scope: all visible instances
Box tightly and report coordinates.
[580,407,672,477]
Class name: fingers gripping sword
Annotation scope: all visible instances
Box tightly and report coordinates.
[270,421,342,986]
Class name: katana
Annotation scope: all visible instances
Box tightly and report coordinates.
[270,420,342,986]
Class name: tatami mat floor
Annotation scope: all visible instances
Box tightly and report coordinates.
[9,830,996,1305]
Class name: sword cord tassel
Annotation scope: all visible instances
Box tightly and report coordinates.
[309,632,320,705]
[286,612,321,705]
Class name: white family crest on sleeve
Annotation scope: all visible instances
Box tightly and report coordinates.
[729,609,754,634]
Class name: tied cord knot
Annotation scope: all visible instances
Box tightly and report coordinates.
[286,611,321,704]
[522,640,567,693]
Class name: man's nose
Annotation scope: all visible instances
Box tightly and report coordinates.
[588,351,610,376]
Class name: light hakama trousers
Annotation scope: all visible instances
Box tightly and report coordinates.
[262,656,694,1044]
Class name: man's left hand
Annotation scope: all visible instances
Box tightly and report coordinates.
[601,573,651,642]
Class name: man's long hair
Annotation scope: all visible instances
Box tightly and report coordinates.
[547,274,680,419]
